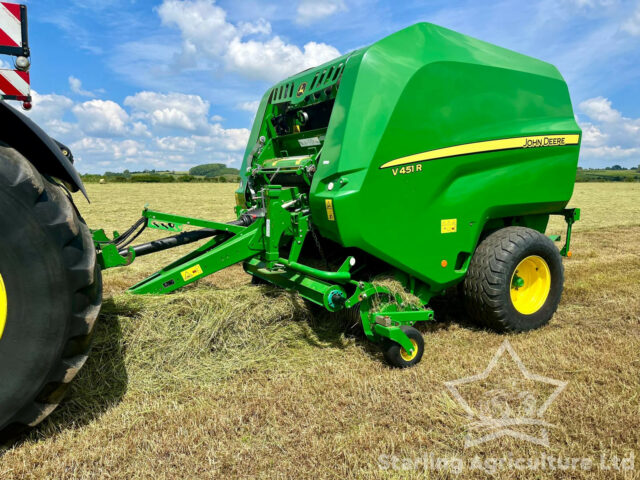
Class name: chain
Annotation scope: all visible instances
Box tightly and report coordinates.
[309,220,330,270]
[269,167,281,184]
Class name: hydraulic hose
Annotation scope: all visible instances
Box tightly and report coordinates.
[119,209,264,258]
[119,228,223,257]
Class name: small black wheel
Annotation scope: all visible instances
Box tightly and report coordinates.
[382,325,424,368]
[462,226,564,332]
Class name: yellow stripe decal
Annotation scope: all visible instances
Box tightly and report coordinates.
[379,134,580,170]
[0,273,7,340]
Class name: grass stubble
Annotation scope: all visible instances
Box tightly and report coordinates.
[0,183,638,479]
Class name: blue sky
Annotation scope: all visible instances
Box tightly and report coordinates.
[12,0,640,172]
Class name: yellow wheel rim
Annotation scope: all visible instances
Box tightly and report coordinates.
[400,339,418,362]
[0,273,7,340]
[510,255,551,315]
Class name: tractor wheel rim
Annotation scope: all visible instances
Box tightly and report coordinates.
[510,255,551,315]
[400,338,418,361]
[0,273,7,339]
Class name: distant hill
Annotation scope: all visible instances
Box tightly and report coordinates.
[189,163,240,177]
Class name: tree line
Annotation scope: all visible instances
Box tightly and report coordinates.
[80,163,241,183]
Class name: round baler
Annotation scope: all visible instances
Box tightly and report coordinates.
[0,18,581,439]
[235,22,580,363]
[98,22,580,368]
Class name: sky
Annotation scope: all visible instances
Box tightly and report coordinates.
[9,0,640,172]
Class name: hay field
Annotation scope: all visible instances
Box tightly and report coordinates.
[1,183,639,479]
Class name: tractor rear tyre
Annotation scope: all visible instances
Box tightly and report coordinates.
[0,145,102,440]
[462,226,563,332]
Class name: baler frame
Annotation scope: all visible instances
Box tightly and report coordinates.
[92,185,448,357]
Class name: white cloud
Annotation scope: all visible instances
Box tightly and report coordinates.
[622,4,640,35]
[71,137,144,159]
[124,91,209,116]
[564,0,616,7]
[24,91,76,137]
[578,97,640,166]
[68,76,96,97]
[580,97,640,141]
[28,91,74,121]
[580,123,608,147]
[131,121,152,138]
[158,0,237,57]
[205,123,250,151]
[72,100,130,136]
[51,89,251,172]
[579,97,621,123]
[237,18,272,36]
[579,145,640,161]
[151,108,198,130]
[226,37,340,80]
[124,91,211,131]
[156,136,198,152]
[155,124,249,154]
[71,136,170,169]
[40,119,77,137]
[158,0,340,81]
[296,0,346,24]
[236,100,260,114]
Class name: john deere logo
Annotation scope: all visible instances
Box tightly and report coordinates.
[297,82,307,97]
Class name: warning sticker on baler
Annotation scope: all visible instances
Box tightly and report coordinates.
[325,199,335,221]
[181,264,203,281]
[299,137,321,147]
[441,219,457,233]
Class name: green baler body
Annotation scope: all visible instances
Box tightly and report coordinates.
[240,23,581,293]
[95,22,581,355]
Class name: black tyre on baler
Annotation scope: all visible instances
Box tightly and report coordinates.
[382,325,424,368]
[462,226,564,332]
[0,145,102,440]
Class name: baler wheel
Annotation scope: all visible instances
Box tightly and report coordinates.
[382,325,424,368]
[462,226,563,332]
[0,145,102,440]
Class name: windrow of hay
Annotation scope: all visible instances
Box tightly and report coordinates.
[102,285,316,394]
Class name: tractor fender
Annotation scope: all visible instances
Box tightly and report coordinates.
[0,100,88,201]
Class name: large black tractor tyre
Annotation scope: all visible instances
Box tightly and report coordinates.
[0,145,102,440]
[462,226,564,332]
